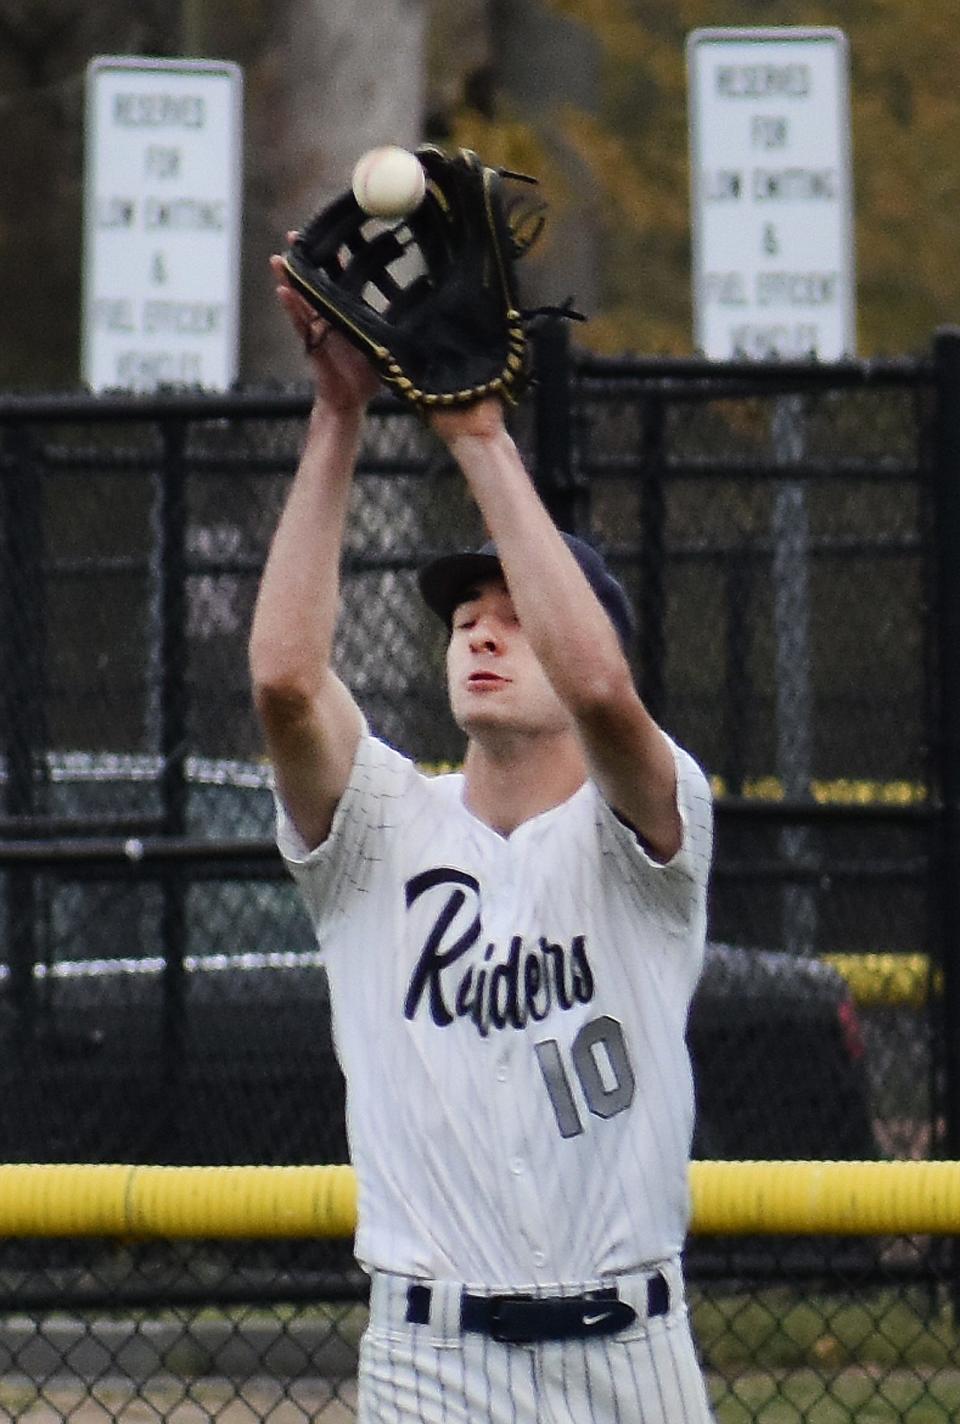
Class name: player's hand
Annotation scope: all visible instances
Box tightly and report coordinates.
[270,240,381,414]
[428,397,507,445]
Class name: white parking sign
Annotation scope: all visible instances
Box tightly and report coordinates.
[687,28,854,361]
[82,57,243,393]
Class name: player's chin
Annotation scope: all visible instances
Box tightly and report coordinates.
[453,702,498,736]
[452,695,516,736]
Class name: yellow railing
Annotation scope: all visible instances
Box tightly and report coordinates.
[1,1160,958,1238]
[822,952,941,1009]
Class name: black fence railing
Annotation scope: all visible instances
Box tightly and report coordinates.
[2,330,960,1421]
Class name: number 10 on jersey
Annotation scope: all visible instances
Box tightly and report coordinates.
[535,1015,636,1138]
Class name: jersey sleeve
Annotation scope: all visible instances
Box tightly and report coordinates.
[597,735,714,935]
[274,730,420,941]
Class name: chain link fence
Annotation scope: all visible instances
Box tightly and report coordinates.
[2,330,960,1420]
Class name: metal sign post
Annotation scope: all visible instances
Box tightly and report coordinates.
[687,28,856,955]
[687,27,854,362]
[82,56,243,393]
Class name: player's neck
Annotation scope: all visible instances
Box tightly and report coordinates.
[461,730,587,837]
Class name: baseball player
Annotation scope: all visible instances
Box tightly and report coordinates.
[250,256,716,1422]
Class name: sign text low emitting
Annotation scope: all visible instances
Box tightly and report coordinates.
[82,57,243,393]
[687,28,854,361]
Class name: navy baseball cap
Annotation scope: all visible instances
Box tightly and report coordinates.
[417,532,635,649]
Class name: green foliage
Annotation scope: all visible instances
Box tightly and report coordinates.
[585,0,959,355]
[443,0,960,357]
[2,0,956,383]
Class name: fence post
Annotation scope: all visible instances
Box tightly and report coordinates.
[638,397,667,725]
[723,558,752,796]
[0,425,48,1043]
[531,320,584,532]
[931,326,960,1174]
[154,417,189,1143]
[771,396,816,956]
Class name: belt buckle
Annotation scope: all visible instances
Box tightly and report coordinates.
[485,1291,637,1344]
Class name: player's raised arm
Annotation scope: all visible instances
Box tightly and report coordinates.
[429,400,683,862]
[248,253,379,850]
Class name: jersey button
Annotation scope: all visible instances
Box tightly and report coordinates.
[532,1250,546,1267]
[496,1067,507,1082]
[510,1157,523,1176]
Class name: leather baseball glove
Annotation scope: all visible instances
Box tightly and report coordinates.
[281,145,559,412]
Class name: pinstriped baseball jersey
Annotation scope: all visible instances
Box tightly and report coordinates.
[275,727,713,1287]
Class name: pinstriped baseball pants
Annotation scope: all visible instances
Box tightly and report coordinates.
[359,1261,715,1423]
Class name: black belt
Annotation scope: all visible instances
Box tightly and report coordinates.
[405,1271,669,1344]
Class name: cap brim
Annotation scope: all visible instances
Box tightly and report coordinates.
[417,551,504,627]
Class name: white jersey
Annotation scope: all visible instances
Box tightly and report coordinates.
[276,729,713,1289]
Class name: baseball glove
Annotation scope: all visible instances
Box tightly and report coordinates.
[281,145,557,412]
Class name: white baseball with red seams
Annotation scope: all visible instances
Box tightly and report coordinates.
[275,726,717,1423]
[351,146,426,219]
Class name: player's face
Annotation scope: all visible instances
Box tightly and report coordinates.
[445,578,571,738]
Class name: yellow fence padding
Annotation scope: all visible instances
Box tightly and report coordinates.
[0,1161,958,1238]
[0,1164,356,1239]
[688,1160,960,1236]
[822,952,941,1009]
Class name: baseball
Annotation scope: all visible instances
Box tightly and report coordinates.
[352,146,426,220]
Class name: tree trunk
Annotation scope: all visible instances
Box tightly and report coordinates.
[491,0,602,318]
[184,0,428,382]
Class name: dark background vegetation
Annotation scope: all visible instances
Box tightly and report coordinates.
[0,0,956,389]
